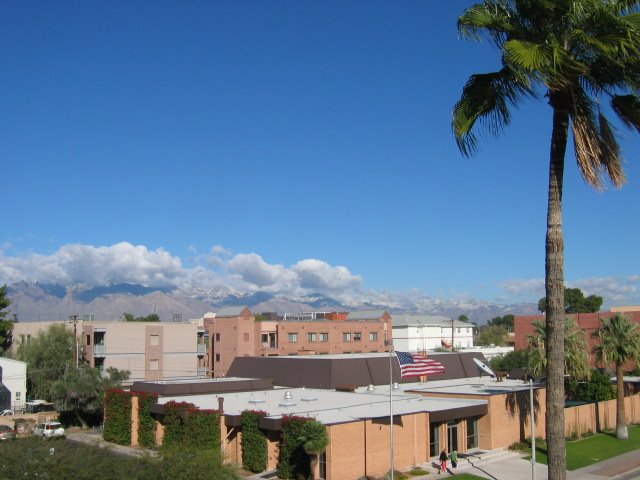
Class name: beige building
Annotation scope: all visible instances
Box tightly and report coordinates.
[83,321,207,382]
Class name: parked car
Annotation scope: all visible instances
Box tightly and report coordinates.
[32,422,65,438]
[0,410,14,416]
[0,424,16,440]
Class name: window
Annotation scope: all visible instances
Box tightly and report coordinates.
[457,328,461,333]
[149,359,159,371]
[261,333,268,344]
[353,332,362,342]
[308,332,317,342]
[215,353,221,362]
[243,332,250,342]
[86,335,91,346]
[215,333,220,342]
[319,333,329,342]
[369,332,378,341]
[466,417,478,449]
[343,332,351,342]
[150,335,159,346]
[288,333,298,343]
[16,392,21,401]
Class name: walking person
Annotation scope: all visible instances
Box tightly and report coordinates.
[439,449,448,474]
[450,449,458,470]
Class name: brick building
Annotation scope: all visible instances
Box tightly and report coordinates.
[514,307,640,368]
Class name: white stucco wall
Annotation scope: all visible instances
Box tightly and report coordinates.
[0,357,27,411]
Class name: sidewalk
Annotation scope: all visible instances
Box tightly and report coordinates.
[411,447,640,480]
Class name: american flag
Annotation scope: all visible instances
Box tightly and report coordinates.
[396,351,445,378]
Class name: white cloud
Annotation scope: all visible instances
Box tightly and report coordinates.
[499,278,545,297]
[292,259,361,292]
[499,276,640,306]
[0,243,363,299]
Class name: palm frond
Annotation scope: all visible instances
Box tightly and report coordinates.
[452,68,535,156]
[611,94,640,133]
[504,40,553,72]
[598,112,626,187]
[570,88,626,189]
[458,1,515,47]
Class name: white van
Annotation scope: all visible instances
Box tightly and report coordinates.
[33,421,65,438]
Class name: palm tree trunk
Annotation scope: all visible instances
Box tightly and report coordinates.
[615,363,628,440]
[308,453,318,480]
[545,93,569,480]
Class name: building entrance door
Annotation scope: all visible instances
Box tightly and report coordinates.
[447,420,458,453]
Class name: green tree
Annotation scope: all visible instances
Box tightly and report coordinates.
[458,315,470,323]
[526,319,590,381]
[298,420,329,480]
[593,314,640,440]
[490,349,529,373]
[0,285,14,354]
[572,368,615,402]
[123,313,160,322]
[487,314,515,332]
[538,287,603,314]
[17,323,73,399]
[50,365,130,427]
[477,325,508,346]
[453,2,640,477]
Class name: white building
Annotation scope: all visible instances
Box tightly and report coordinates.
[0,357,27,411]
[392,314,474,352]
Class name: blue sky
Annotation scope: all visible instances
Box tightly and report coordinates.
[1,1,639,307]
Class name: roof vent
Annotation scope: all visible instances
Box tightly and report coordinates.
[284,391,292,400]
[392,382,399,390]
[366,384,375,392]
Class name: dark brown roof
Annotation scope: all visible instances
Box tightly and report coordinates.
[226,352,489,389]
[131,378,273,396]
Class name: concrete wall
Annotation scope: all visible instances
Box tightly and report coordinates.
[393,325,474,351]
[564,394,640,436]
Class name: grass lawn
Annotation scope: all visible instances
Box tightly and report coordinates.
[525,425,640,470]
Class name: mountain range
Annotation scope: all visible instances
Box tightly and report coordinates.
[4,281,538,324]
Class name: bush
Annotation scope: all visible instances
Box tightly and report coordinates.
[135,391,158,448]
[277,415,310,480]
[162,401,195,447]
[103,389,131,446]
[408,466,429,475]
[241,410,268,473]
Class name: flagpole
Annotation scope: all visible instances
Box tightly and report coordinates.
[389,343,395,480]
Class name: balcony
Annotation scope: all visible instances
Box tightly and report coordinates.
[197,344,207,356]
[93,344,106,357]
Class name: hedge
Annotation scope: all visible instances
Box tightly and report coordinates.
[162,402,221,453]
[241,410,268,473]
[277,415,310,480]
[103,389,132,446]
[134,391,158,448]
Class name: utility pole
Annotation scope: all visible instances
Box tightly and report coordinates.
[451,318,455,351]
[69,314,79,368]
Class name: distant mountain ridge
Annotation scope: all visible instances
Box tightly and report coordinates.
[5,281,538,324]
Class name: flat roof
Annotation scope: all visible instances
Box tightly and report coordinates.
[396,377,541,396]
[156,387,487,426]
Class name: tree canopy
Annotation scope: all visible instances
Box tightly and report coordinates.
[454,1,640,475]
[538,287,603,314]
[123,312,160,322]
[0,285,14,354]
[593,313,640,439]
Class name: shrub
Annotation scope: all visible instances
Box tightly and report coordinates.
[277,415,310,480]
[408,466,429,476]
[183,408,221,450]
[162,401,195,447]
[241,410,268,473]
[103,389,132,445]
[134,391,157,448]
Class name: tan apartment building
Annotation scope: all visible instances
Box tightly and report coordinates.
[83,321,207,382]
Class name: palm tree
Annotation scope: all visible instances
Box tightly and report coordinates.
[298,420,329,480]
[593,313,640,440]
[526,318,590,381]
[453,2,640,478]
